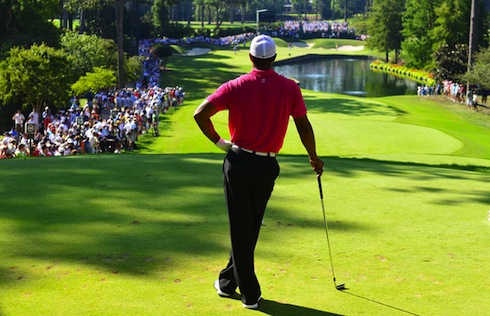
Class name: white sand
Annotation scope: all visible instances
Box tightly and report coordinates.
[291,42,364,51]
[336,45,365,51]
[291,42,315,48]
[186,48,211,56]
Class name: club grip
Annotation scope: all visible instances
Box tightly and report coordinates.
[317,175,323,199]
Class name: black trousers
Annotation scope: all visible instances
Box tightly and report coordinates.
[217,147,280,305]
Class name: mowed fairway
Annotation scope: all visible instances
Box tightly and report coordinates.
[1,42,489,316]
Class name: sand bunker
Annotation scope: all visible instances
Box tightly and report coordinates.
[186,48,211,56]
[336,45,365,51]
[291,42,315,48]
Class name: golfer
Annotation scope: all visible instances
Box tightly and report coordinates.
[194,34,324,309]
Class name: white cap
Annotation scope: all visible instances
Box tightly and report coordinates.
[250,35,276,59]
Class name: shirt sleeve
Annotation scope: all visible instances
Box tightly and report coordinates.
[206,82,231,111]
[290,82,307,118]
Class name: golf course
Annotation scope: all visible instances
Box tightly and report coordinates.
[1,38,489,315]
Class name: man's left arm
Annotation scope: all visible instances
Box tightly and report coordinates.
[293,114,324,175]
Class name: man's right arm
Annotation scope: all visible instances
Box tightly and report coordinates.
[194,99,232,152]
[193,99,220,144]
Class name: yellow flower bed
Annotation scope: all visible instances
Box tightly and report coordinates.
[370,60,435,86]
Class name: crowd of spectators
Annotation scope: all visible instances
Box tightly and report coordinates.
[1,86,185,159]
[138,33,255,88]
[279,20,364,40]
[416,80,488,113]
[441,80,488,112]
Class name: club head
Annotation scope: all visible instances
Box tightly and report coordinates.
[336,284,346,291]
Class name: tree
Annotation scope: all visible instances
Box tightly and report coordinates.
[115,0,125,88]
[463,47,490,89]
[366,0,404,63]
[401,0,442,69]
[0,0,61,54]
[60,31,117,80]
[152,44,174,70]
[431,0,471,51]
[152,0,170,37]
[0,44,73,115]
[63,0,102,33]
[125,55,143,85]
[71,67,117,95]
[433,44,469,81]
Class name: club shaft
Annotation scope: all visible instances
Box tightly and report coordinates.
[318,176,338,287]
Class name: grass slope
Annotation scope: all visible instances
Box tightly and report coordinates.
[1,40,489,316]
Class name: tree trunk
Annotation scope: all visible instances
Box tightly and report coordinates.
[4,0,15,40]
[186,0,192,25]
[468,0,479,66]
[79,9,85,34]
[59,0,64,30]
[344,0,348,21]
[201,5,204,27]
[116,0,125,89]
[241,4,245,24]
[68,12,73,31]
[467,0,480,93]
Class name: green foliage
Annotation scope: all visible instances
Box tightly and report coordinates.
[429,0,471,52]
[0,44,73,114]
[0,0,61,55]
[60,31,117,80]
[163,23,194,38]
[63,0,102,12]
[152,44,174,70]
[152,44,174,59]
[463,47,490,89]
[124,56,144,85]
[401,37,435,70]
[71,67,117,95]
[401,0,441,69]
[366,0,404,62]
[433,44,469,81]
[152,0,169,37]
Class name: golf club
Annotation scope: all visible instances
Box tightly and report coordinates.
[317,174,346,291]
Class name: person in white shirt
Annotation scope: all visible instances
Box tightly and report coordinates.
[12,110,25,133]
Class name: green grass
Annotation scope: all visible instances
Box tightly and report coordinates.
[1,40,490,316]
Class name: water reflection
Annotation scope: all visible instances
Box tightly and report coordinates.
[274,58,417,97]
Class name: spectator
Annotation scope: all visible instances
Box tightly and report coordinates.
[12,110,25,134]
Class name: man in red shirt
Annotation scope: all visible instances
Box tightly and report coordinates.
[194,35,324,309]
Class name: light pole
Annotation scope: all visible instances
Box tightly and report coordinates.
[256,9,267,34]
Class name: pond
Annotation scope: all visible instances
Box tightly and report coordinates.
[274,57,418,97]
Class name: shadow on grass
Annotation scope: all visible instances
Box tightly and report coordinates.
[1,153,489,287]
[258,299,343,316]
[340,290,420,316]
[162,54,243,98]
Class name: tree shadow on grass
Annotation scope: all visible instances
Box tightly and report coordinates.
[257,299,344,316]
[0,153,489,288]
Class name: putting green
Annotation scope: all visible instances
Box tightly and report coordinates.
[283,119,463,156]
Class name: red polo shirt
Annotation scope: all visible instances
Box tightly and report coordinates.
[207,69,307,153]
